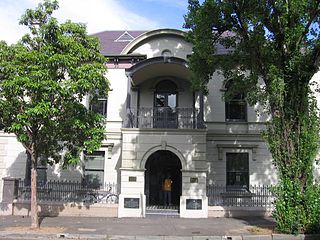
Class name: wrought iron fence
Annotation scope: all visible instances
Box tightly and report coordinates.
[207,184,275,208]
[17,180,118,204]
[127,107,199,129]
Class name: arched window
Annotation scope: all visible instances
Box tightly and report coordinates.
[154,80,178,128]
[224,81,247,121]
[154,80,177,109]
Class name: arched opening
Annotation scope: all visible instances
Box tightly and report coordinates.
[145,150,182,207]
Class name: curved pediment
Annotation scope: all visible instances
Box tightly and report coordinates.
[121,29,193,60]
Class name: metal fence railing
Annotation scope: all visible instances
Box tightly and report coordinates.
[16,181,274,208]
[17,180,119,204]
[207,185,275,208]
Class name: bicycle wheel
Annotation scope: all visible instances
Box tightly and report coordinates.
[83,193,97,203]
[107,194,118,204]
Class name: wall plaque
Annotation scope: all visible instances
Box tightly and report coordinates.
[186,199,202,210]
[190,177,198,183]
[129,176,137,182]
[124,198,139,208]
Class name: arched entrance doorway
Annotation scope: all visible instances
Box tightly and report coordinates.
[145,150,182,207]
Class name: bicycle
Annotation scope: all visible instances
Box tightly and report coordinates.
[83,187,118,204]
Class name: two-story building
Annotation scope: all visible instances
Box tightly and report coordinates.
[1,28,319,218]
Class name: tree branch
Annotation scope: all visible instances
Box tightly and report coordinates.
[296,6,320,49]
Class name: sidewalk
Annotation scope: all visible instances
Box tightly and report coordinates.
[0,215,319,240]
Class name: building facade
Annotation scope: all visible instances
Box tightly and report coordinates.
[1,29,319,218]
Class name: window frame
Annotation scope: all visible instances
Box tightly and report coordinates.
[224,84,247,122]
[83,151,105,189]
[225,152,250,191]
[90,97,108,117]
[154,80,178,109]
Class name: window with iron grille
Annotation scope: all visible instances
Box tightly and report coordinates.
[226,152,249,190]
[84,151,105,188]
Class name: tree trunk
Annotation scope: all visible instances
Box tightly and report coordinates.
[30,144,39,229]
[24,151,31,186]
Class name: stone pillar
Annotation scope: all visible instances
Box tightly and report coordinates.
[1,177,20,216]
[180,171,208,218]
[118,169,146,218]
[2,177,20,203]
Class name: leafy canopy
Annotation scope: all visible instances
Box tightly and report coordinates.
[184,0,320,234]
[184,0,320,100]
[0,0,110,165]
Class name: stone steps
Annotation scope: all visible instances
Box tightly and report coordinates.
[146,205,180,218]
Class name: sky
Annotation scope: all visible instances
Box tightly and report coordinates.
[0,0,190,44]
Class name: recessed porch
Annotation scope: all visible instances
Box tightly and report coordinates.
[123,56,205,130]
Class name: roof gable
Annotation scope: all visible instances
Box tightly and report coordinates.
[91,30,146,55]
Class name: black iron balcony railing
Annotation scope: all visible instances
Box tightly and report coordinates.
[124,107,202,129]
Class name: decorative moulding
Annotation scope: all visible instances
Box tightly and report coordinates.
[216,144,258,161]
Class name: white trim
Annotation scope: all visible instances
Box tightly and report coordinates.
[121,29,186,54]
[114,31,134,42]
[223,149,253,186]
[217,144,258,161]
[140,145,187,170]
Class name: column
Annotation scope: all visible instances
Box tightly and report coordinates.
[123,73,133,128]
[118,169,146,218]
[1,177,20,215]
[196,90,205,129]
[180,171,208,218]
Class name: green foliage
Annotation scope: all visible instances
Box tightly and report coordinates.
[184,0,320,234]
[0,0,109,165]
[273,180,320,234]
[266,96,320,233]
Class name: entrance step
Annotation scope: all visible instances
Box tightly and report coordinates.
[146,205,179,218]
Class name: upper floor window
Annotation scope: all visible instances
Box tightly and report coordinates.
[154,80,177,109]
[226,152,249,190]
[154,80,178,129]
[90,97,107,117]
[224,81,247,121]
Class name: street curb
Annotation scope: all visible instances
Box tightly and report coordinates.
[1,232,320,240]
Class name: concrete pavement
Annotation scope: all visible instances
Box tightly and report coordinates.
[0,215,319,239]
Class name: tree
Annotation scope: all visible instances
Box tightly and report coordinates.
[0,0,109,228]
[184,0,320,234]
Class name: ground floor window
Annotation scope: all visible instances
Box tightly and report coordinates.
[226,152,249,190]
[83,151,105,188]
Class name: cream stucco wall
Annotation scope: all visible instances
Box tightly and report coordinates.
[204,72,269,124]
[121,129,206,171]
[131,36,192,60]
[0,134,26,179]
[105,68,128,128]
[138,77,193,109]
[206,135,277,186]
[0,133,27,202]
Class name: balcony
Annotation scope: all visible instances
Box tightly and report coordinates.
[124,107,202,129]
